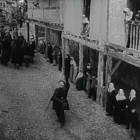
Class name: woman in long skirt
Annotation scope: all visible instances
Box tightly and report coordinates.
[106,83,116,116]
[69,57,74,82]
[76,70,84,90]
[113,89,126,124]
[127,89,139,139]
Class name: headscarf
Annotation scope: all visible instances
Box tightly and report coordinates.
[108,83,115,92]
[129,89,136,101]
[70,57,74,65]
[123,8,133,21]
[116,89,126,101]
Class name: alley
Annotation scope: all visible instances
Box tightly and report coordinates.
[0,53,130,140]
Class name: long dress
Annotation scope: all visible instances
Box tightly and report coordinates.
[76,72,84,90]
[129,97,139,129]
[69,61,74,82]
[106,90,116,115]
[64,56,70,79]
[72,62,78,84]
[58,52,62,71]
[113,99,126,124]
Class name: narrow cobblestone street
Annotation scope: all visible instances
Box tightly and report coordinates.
[0,51,131,140]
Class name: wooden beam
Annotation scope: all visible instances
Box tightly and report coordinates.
[97,52,104,105]
[61,32,65,75]
[35,24,38,50]
[79,44,83,71]
[26,19,63,31]
[64,34,104,52]
[111,61,121,76]
[105,55,112,99]
[27,22,30,44]
[45,28,50,59]
[108,50,140,68]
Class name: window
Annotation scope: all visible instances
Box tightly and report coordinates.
[83,0,91,20]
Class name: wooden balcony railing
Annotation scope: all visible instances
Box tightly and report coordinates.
[126,22,140,51]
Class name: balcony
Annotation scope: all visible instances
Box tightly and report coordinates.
[126,22,140,51]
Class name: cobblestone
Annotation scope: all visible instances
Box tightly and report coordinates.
[0,24,132,140]
[0,52,131,140]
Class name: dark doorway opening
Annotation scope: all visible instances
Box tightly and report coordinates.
[83,0,91,20]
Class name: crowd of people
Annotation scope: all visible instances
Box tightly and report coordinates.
[106,83,139,140]
[64,54,97,101]
[45,44,98,128]
[0,28,35,69]
[44,43,139,139]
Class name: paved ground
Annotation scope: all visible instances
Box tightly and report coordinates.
[0,50,133,140]
[0,24,137,140]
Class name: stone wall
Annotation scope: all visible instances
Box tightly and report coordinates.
[27,0,60,23]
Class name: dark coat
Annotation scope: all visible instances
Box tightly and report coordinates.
[113,99,126,124]
[52,88,68,110]
[2,37,11,63]
[47,45,53,63]
[106,90,116,115]
[58,51,62,71]
[11,40,22,64]
[76,77,84,90]
[129,97,139,129]
[64,56,71,79]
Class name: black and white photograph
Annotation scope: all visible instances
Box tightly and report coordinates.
[0,0,140,139]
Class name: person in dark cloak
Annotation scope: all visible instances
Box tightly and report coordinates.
[76,69,84,91]
[47,43,53,63]
[23,40,30,68]
[0,38,3,62]
[106,83,116,116]
[64,54,71,79]
[1,35,11,66]
[18,33,24,47]
[28,42,35,63]
[51,80,69,128]
[88,76,97,100]
[113,89,126,124]
[1,29,6,39]
[31,35,36,50]
[58,50,62,71]
[92,76,97,101]
[83,63,92,92]
[11,39,22,69]
[125,89,139,139]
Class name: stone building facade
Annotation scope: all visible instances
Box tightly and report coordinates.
[26,0,140,112]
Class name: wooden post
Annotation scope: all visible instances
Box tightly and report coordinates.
[79,44,83,71]
[104,55,112,104]
[27,22,30,44]
[45,28,48,58]
[35,24,38,50]
[61,32,65,75]
[45,28,50,58]
[97,52,104,105]
[65,38,69,55]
